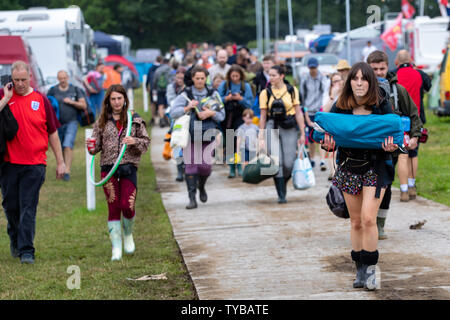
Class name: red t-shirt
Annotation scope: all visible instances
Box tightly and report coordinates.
[396,64,423,115]
[0,88,60,165]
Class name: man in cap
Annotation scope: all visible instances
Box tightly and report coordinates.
[299,57,329,170]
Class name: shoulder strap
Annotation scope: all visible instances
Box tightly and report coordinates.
[391,83,399,112]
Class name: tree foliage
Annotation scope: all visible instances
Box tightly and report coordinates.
[0,0,441,51]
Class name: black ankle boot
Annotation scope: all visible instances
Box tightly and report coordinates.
[176,163,184,182]
[274,177,287,204]
[198,175,208,203]
[351,250,364,288]
[361,250,379,291]
[185,175,198,209]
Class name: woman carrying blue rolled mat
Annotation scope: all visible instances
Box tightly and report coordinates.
[320,62,398,291]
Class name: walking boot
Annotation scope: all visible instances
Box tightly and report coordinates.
[400,191,409,202]
[176,163,184,182]
[108,221,122,261]
[236,163,243,177]
[377,217,388,240]
[185,175,198,209]
[198,175,208,203]
[274,177,287,204]
[122,217,135,255]
[228,164,236,178]
[408,186,417,200]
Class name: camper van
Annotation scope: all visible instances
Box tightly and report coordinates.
[0,35,45,92]
[0,6,94,88]
[404,16,449,74]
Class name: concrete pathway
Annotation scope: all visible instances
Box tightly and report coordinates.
[150,126,450,300]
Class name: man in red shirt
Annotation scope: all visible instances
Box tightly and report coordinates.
[395,50,430,202]
[0,60,65,264]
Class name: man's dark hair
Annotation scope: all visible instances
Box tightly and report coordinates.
[156,56,163,63]
[113,64,122,71]
[367,50,389,65]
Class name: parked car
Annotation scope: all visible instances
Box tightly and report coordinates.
[295,53,339,82]
[0,35,45,92]
[273,41,310,73]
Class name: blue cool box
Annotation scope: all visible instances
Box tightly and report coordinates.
[312,112,404,149]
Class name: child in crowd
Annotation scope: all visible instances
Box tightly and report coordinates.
[236,109,259,170]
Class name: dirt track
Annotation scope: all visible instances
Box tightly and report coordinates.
[151,126,450,300]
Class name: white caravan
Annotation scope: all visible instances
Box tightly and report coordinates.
[0,6,94,88]
[404,16,449,74]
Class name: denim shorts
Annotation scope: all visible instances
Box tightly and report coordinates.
[58,120,78,149]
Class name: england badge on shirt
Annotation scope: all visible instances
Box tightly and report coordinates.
[31,101,40,111]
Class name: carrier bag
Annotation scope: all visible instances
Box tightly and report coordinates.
[170,114,190,148]
[292,144,315,190]
[312,112,404,149]
[242,153,279,184]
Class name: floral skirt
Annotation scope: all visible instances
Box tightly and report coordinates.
[332,165,382,196]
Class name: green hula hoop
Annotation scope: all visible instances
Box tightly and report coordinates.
[89,110,133,187]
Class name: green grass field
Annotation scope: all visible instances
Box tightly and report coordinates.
[0,88,197,299]
[393,109,450,206]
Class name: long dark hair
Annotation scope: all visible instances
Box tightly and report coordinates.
[336,62,379,110]
[226,64,245,83]
[98,84,129,129]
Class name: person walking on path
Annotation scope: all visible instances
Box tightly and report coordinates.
[146,56,162,126]
[322,72,345,180]
[208,49,230,86]
[0,60,65,264]
[236,108,259,169]
[362,40,377,62]
[83,62,105,117]
[86,84,150,261]
[170,66,225,210]
[153,58,173,128]
[218,64,254,178]
[368,50,423,239]
[47,70,87,182]
[258,65,306,204]
[321,62,399,291]
[299,57,329,171]
[166,67,187,182]
[394,50,431,202]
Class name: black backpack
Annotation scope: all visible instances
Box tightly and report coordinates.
[266,81,296,121]
[326,184,350,219]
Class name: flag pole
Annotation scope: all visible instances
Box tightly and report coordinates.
[346,0,351,65]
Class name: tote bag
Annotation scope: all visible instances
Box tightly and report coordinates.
[170,114,190,148]
[292,144,315,190]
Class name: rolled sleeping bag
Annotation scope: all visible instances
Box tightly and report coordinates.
[312,112,404,149]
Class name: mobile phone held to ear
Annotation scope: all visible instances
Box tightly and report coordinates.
[1,75,13,89]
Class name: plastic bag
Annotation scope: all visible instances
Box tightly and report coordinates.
[292,144,315,190]
[170,114,190,149]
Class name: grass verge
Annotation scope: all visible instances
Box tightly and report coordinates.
[0,88,197,299]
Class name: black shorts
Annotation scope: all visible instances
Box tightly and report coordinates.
[408,143,419,158]
[157,90,167,107]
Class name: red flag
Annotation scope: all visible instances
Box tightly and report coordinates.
[402,0,416,19]
[381,13,403,51]
[440,0,449,6]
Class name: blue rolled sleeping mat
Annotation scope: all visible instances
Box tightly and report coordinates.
[311,112,405,149]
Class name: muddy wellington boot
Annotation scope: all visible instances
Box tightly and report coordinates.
[228,164,236,178]
[122,217,135,255]
[236,163,243,177]
[185,174,198,209]
[108,221,123,261]
[361,250,379,291]
[176,163,184,182]
[198,175,208,203]
[274,177,287,204]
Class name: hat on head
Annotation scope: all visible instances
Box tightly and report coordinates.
[308,57,319,68]
[337,59,351,71]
